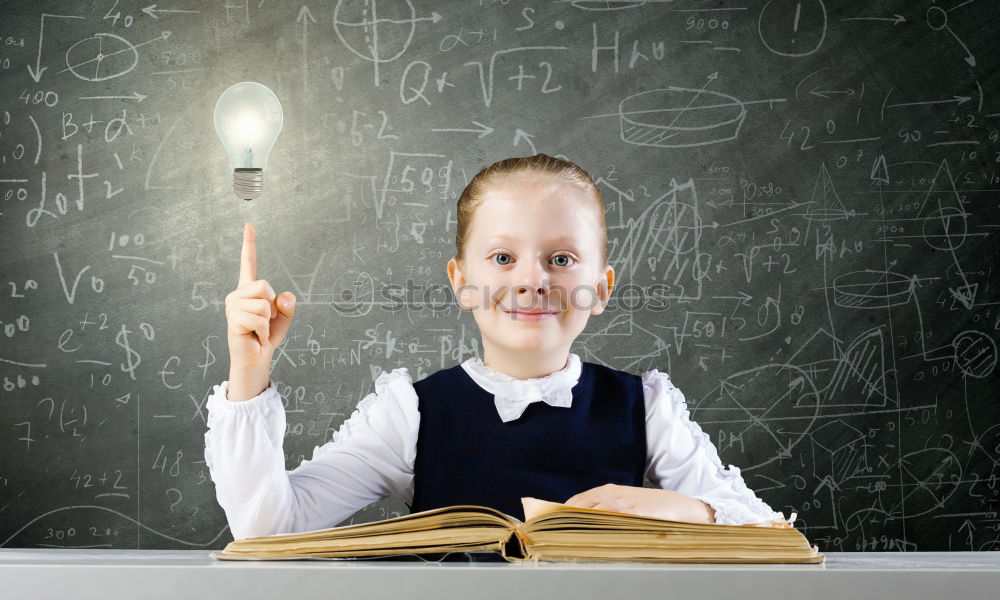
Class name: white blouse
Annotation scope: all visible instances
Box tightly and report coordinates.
[203,353,785,540]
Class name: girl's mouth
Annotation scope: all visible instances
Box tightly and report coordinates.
[503,309,558,321]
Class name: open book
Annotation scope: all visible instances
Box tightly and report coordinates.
[210,497,824,563]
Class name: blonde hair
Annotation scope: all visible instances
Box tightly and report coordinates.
[454,153,607,266]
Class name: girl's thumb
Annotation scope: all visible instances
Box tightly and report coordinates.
[269,293,295,346]
[278,292,295,314]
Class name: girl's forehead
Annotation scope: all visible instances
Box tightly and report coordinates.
[482,232,582,245]
[478,174,591,211]
[468,186,601,247]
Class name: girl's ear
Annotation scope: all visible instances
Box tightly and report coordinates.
[591,264,615,316]
[447,257,472,311]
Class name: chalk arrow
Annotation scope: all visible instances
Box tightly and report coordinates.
[431,121,494,138]
[841,15,906,25]
[78,92,148,102]
[27,13,85,82]
[513,129,537,154]
[141,4,201,19]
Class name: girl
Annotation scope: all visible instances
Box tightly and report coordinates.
[204,154,786,544]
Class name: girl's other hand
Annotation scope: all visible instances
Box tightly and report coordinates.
[563,483,716,524]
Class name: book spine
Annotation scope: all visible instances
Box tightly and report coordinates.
[500,527,528,561]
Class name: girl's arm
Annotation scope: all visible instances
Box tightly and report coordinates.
[203,367,419,539]
[641,369,786,525]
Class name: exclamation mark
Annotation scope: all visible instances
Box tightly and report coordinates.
[792,2,801,44]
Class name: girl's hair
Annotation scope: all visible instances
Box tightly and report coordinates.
[454,153,607,267]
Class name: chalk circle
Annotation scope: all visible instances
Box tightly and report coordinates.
[333,0,417,63]
[892,448,962,519]
[832,270,913,309]
[952,330,997,378]
[922,206,967,251]
[65,32,138,81]
[618,88,746,148]
[758,0,827,58]
[926,6,948,31]
[697,363,821,471]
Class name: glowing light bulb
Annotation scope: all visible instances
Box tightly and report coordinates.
[213,82,283,201]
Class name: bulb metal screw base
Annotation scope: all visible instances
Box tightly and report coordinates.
[233,168,263,201]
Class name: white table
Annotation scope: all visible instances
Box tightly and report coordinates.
[1,549,998,599]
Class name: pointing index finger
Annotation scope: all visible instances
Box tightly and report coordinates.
[239,222,256,287]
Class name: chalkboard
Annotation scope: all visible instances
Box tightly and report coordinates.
[1,0,998,554]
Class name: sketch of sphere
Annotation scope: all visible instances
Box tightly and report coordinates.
[952,330,997,379]
[64,32,139,81]
[888,448,962,519]
[922,206,968,251]
[694,363,822,471]
[334,0,418,64]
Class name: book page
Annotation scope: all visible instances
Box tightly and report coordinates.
[521,497,569,521]
[520,497,794,528]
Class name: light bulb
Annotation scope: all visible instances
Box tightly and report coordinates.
[213,81,283,201]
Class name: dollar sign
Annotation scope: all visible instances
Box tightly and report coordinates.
[116,323,141,380]
[199,335,217,376]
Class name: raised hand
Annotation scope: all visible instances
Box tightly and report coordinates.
[223,222,296,401]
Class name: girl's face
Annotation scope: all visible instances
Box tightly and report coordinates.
[447,173,615,367]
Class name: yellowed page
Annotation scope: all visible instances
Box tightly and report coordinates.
[230,505,513,546]
[515,496,821,565]
[520,497,793,528]
[521,497,567,521]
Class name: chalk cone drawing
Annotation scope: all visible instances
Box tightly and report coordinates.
[917,160,976,309]
[804,162,852,221]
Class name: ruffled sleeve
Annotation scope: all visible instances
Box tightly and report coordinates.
[641,369,785,525]
[203,368,420,540]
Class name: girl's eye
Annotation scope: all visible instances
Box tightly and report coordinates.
[490,253,574,266]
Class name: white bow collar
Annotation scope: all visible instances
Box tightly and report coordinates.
[461,353,583,423]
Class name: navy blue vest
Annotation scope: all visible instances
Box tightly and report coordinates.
[407,360,647,522]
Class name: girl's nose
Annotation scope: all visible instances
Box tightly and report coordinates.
[516,283,547,296]
[515,260,549,295]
